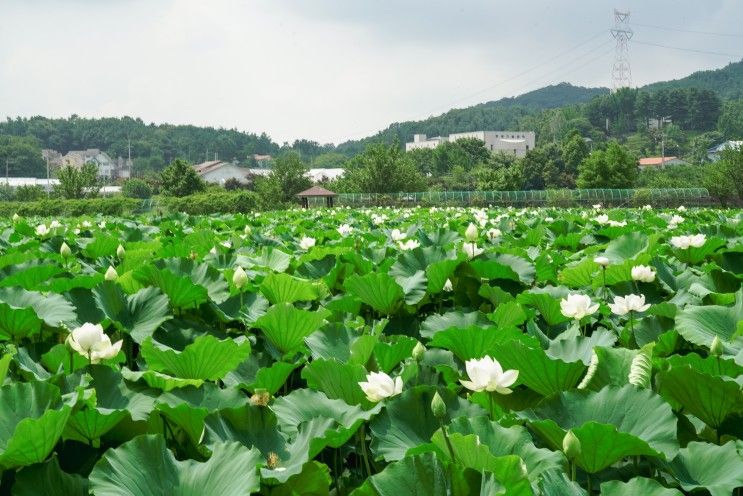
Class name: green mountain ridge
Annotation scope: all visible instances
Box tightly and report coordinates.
[337,59,743,154]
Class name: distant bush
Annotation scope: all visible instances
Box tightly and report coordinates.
[0,197,140,217]
[546,189,577,208]
[14,185,47,202]
[122,178,153,199]
[158,190,259,214]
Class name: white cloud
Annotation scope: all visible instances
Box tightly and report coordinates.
[0,0,741,144]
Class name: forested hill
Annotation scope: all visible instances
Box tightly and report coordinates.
[337,58,743,154]
[336,83,607,154]
[643,59,743,101]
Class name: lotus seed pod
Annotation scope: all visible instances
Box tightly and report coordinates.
[431,391,447,419]
[562,430,581,460]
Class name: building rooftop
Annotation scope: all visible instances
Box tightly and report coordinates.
[296,185,337,197]
[638,156,681,166]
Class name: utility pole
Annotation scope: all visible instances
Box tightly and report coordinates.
[610,9,633,92]
[46,156,50,197]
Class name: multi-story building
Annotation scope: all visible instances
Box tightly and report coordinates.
[406,130,536,157]
[42,148,132,180]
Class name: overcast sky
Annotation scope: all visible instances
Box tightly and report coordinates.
[1,0,741,144]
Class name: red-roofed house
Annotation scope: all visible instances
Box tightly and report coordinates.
[638,156,687,169]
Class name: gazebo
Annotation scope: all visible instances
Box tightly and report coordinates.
[296,185,337,208]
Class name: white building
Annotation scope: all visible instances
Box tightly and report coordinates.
[193,161,346,185]
[405,130,535,157]
[707,141,742,162]
[44,148,131,180]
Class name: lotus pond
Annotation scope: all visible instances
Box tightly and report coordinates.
[0,206,742,495]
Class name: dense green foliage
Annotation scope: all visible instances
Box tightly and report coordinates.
[157,190,260,215]
[0,206,740,495]
[334,143,426,193]
[0,135,46,178]
[577,142,638,189]
[254,152,312,205]
[55,163,100,199]
[644,59,743,100]
[0,197,141,217]
[121,178,153,199]
[159,158,206,197]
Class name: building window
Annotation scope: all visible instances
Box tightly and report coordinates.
[490,145,493,150]
[526,145,529,151]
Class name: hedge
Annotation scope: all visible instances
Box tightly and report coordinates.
[0,197,142,217]
[157,191,260,214]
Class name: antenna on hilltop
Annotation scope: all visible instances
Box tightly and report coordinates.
[611,9,633,92]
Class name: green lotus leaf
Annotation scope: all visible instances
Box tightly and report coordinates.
[0,287,76,327]
[469,259,522,283]
[351,452,448,496]
[260,272,326,304]
[369,385,486,462]
[89,367,158,422]
[269,461,331,496]
[600,477,682,496]
[546,329,617,365]
[488,301,527,328]
[344,273,405,316]
[420,311,493,339]
[429,325,524,362]
[666,441,743,496]
[604,232,649,262]
[0,264,64,291]
[0,302,42,341]
[579,346,636,391]
[64,408,128,445]
[89,434,262,496]
[374,336,418,373]
[520,385,679,469]
[517,291,571,327]
[675,287,743,352]
[254,303,329,354]
[157,258,231,304]
[94,281,172,343]
[558,258,596,288]
[0,381,72,469]
[301,358,371,407]
[12,456,89,496]
[443,416,564,481]
[213,292,269,325]
[490,339,586,396]
[658,365,743,429]
[141,334,251,381]
[134,266,209,309]
[223,358,296,395]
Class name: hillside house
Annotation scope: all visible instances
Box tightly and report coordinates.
[638,156,687,169]
[406,131,536,157]
[707,141,742,162]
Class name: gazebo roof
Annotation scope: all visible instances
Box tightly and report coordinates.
[296,185,337,197]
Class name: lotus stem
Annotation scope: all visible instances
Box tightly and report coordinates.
[601,267,606,291]
[488,392,495,420]
[570,461,576,481]
[359,424,372,478]
[69,348,74,374]
[439,420,457,465]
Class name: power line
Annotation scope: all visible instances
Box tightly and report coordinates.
[631,22,743,39]
[630,39,743,58]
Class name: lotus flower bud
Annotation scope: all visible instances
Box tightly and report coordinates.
[412,342,426,361]
[12,213,20,222]
[104,266,118,281]
[464,223,478,242]
[233,266,248,289]
[60,242,72,258]
[116,244,126,258]
[244,225,252,235]
[710,336,723,357]
[562,430,581,460]
[594,256,610,267]
[431,391,447,419]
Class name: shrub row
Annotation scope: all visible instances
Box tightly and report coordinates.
[0,197,142,217]
[157,191,260,214]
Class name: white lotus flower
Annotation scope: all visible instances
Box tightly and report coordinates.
[668,214,684,227]
[104,266,118,281]
[544,216,554,222]
[98,221,107,229]
[631,265,656,283]
[670,234,706,249]
[608,294,650,316]
[337,224,353,237]
[443,279,453,292]
[464,223,478,242]
[486,228,502,242]
[642,205,652,210]
[35,224,49,236]
[677,205,687,212]
[390,229,406,242]
[81,220,92,228]
[594,214,609,225]
[221,240,232,249]
[358,371,403,402]
[594,256,610,267]
[462,242,484,259]
[460,356,519,394]
[560,294,599,320]
[298,236,316,250]
[608,220,627,227]
[66,323,122,363]
[49,220,62,229]
[209,246,218,255]
[398,239,420,251]
[593,204,602,210]
[233,266,248,288]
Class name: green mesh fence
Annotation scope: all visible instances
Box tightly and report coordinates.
[334,188,710,206]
